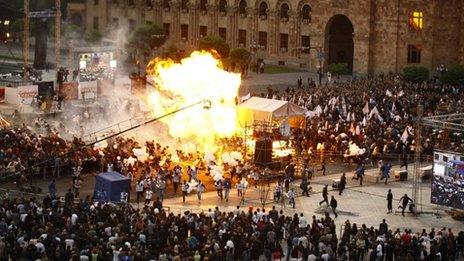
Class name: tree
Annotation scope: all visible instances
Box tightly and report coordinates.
[84,30,102,43]
[198,36,230,58]
[441,64,464,86]
[328,63,350,75]
[229,48,250,75]
[403,66,429,83]
[126,23,166,64]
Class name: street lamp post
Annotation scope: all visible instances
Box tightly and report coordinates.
[250,41,264,73]
[436,64,447,83]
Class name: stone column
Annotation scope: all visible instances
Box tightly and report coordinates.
[353,33,369,75]
[269,9,278,55]
[227,6,237,48]
[153,0,163,25]
[171,1,181,43]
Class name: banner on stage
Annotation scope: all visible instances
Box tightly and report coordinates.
[78,81,98,100]
[18,85,39,105]
[59,82,79,100]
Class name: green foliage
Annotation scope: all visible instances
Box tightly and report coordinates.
[198,36,230,58]
[229,48,250,66]
[162,44,181,61]
[403,66,430,83]
[441,64,464,86]
[126,23,166,57]
[328,63,350,75]
[263,65,298,74]
[84,30,102,43]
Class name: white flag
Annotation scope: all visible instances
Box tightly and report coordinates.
[386,90,392,97]
[400,128,409,143]
[240,93,251,103]
[363,101,369,115]
[362,117,367,126]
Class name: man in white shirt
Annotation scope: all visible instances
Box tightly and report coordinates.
[299,213,308,228]
[136,180,144,205]
[71,213,78,226]
[376,241,383,261]
[145,189,153,206]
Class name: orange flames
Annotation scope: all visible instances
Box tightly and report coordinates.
[146,51,242,152]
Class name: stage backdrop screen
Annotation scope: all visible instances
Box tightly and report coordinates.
[431,151,464,210]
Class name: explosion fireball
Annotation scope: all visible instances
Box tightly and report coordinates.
[146,51,242,152]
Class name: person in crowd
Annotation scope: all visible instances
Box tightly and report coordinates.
[319,185,329,206]
[182,180,189,203]
[145,188,153,206]
[136,179,144,205]
[196,181,205,201]
[352,164,365,186]
[330,195,338,218]
[223,177,231,202]
[387,189,393,213]
[287,188,296,208]
[215,178,223,200]
[339,173,347,195]
[399,193,413,216]
[48,179,56,197]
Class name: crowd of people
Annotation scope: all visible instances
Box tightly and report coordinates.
[259,74,464,166]
[0,194,462,260]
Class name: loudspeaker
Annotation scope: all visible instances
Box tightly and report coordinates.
[37,81,54,99]
[254,139,272,166]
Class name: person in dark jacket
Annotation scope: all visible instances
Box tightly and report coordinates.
[330,195,338,218]
[319,185,329,206]
[387,189,393,213]
[339,173,347,195]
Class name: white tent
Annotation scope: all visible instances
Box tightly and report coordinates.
[237,97,306,127]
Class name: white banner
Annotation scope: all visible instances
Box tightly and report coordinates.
[78,81,98,100]
[17,85,38,105]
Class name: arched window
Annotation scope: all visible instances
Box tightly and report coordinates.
[280,3,289,19]
[200,0,208,12]
[163,0,170,10]
[302,4,311,21]
[181,0,188,11]
[128,0,135,6]
[259,2,268,17]
[239,0,247,15]
[219,0,227,13]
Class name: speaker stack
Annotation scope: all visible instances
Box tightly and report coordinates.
[254,139,272,166]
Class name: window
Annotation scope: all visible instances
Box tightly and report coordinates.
[129,19,136,31]
[301,4,311,21]
[163,23,170,37]
[181,0,188,11]
[200,26,207,37]
[129,0,135,6]
[181,24,189,40]
[409,11,423,31]
[94,0,99,5]
[238,29,246,46]
[146,0,153,8]
[258,31,267,49]
[259,2,268,18]
[112,17,119,28]
[301,35,310,53]
[239,0,247,15]
[219,27,227,40]
[146,21,152,24]
[200,0,207,12]
[280,3,289,19]
[219,0,227,13]
[280,33,288,49]
[93,16,99,30]
[407,44,421,63]
[163,0,170,10]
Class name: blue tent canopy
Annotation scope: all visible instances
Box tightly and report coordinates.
[93,172,130,202]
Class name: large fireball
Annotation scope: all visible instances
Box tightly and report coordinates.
[146,51,242,152]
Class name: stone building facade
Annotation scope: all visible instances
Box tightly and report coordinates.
[69,0,464,75]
